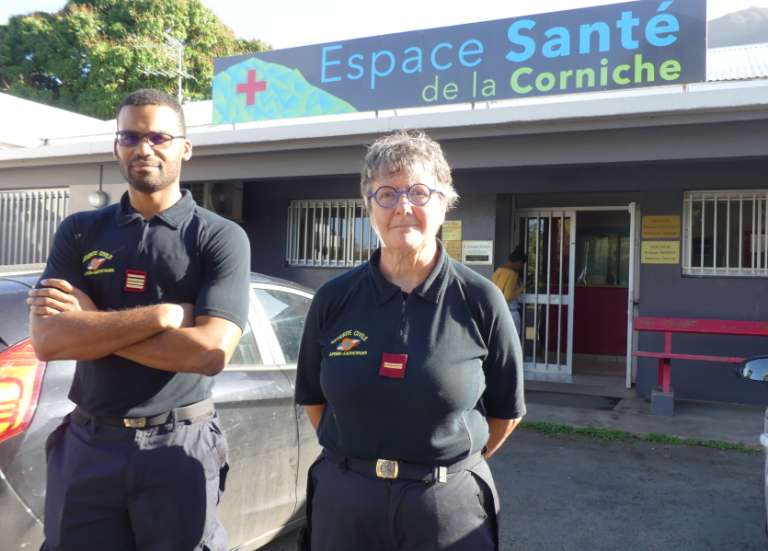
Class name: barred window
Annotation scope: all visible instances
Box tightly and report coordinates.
[683,190,768,277]
[0,188,69,268]
[286,199,379,267]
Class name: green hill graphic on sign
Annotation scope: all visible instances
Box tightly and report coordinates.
[213,58,357,124]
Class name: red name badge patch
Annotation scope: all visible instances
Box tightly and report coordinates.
[124,269,147,293]
[379,353,408,379]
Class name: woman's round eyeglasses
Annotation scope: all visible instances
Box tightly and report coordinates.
[368,183,444,209]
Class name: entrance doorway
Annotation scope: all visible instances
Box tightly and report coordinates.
[572,211,631,383]
[513,205,637,388]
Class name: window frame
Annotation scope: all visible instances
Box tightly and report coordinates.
[682,189,768,277]
[0,188,69,268]
[285,198,379,268]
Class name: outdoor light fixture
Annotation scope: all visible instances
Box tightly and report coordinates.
[88,164,109,208]
[87,190,109,208]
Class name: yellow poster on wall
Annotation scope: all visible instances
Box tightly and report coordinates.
[442,220,462,241]
[444,240,462,260]
[642,216,681,239]
[641,241,680,264]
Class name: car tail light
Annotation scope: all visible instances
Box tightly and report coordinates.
[0,339,46,444]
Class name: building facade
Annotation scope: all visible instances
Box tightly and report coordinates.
[1,50,767,404]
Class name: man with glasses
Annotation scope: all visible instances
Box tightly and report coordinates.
[28,88,250,550]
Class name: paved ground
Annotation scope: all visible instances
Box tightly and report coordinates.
[491,429,765,551]
[259,391,768,551]
[261,427,765,551]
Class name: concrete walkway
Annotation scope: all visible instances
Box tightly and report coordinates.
[524,391,767,448]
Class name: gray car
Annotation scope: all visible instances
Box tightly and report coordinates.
[0,271,321,550]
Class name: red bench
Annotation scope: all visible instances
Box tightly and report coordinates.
[633,316,768,414]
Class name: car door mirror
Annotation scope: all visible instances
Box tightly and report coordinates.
[741,357,768,382]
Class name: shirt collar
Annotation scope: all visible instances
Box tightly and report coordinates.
[116,189,195,229]
[367,241,450,305]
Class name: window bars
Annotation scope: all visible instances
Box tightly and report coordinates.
[683,190,768,277]
[286,199,379,267]
[0,189,69,267]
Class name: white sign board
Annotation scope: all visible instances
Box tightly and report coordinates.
[462,240,493,265]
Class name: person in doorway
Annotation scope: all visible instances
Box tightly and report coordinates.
[27,88,250,550]
[294,130,526,551]
[492,245,527,335]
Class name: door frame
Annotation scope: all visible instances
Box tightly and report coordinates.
[513,203,638,388]
[514,209,577,379]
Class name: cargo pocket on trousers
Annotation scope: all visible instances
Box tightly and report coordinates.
[467,459,500,550]
[206,417,230,498]
[45,415,71,464]
[297,454,325,551]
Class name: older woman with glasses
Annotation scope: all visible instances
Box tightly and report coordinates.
[295,130,525,551]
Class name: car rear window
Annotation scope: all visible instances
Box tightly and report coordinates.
[254,288,311,365]
[0,282,32,349]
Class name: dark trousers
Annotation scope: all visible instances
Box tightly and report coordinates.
[302,453,499,551]
[40,412,229,551]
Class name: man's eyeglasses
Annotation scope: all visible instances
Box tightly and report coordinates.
[368,183,444,209]
[115,131,186,149]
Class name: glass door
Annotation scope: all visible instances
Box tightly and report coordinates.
[515,210,576,380]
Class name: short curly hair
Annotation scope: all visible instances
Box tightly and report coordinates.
[116,88,186,134]
[360,130,459,210]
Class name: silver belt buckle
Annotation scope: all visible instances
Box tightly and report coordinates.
[375,459,399,479]
[123,417,147,429]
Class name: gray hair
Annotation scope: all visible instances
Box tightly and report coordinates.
[360,130,459,209]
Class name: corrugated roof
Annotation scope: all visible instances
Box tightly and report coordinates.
[707,42,768,81]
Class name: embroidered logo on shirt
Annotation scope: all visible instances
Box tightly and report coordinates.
[329,330,368,357]
[336,338,361,351]
[124,269,147,293]
[83,250,115,276]
[87,257,106,270]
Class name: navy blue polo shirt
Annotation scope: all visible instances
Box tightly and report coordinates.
[39,190,250,417]
[295,245,526,464]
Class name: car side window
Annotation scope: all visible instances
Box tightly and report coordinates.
[229,321,263,367]
[253,288,311,365]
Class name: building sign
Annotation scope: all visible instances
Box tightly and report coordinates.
[442,220,463,260]
[442,220,462,241]
[642,215,680,239]
[641,241,680,264]
[462,240,494,265]
[212,0,706,123]
[445,240,462,260]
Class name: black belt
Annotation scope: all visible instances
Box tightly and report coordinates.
[323,449,483,483]
[72,398,214,429]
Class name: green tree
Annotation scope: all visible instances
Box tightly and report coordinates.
[0,0,269,118]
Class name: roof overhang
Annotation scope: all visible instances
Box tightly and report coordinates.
[1,78,767,170]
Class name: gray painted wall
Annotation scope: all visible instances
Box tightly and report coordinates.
[3,117,767,404]
[241,159,768,405]
[243,176,360,291]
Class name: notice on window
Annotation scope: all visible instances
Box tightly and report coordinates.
[641,241,680,264]
[442,220,462,241]
[462,240,494,265]
[642,216,681,239]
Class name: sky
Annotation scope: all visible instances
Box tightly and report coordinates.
[0,0,766,49]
